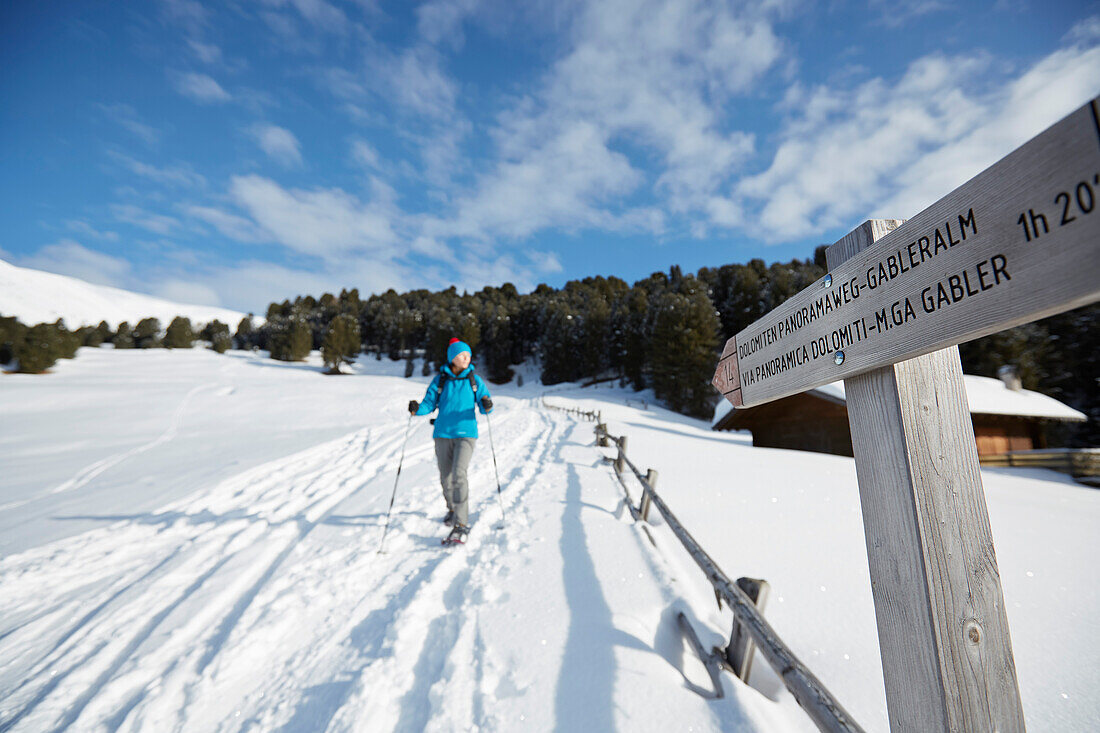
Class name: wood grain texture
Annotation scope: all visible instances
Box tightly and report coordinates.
[728,97,1100,408]
[829,226,1024,733]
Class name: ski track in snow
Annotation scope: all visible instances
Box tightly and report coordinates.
[48,382,220,497]
[0,398,579,732]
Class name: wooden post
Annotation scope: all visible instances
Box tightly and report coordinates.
[724,577,769,683]
[614,436,627,474]
[596,423,609,447]
[827,221,1024,732]
[640,469,657,521]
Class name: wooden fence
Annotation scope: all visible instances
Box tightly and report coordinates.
[982,448,1100,484]
[540,397,864,733]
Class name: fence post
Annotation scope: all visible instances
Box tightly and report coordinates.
[722,577,769,683]
[640,469,657,522]
[827,221,1023,732]
[614,436,627,474]
[596,423,608,447]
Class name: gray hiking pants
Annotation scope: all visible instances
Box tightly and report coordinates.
[434,437,476,527]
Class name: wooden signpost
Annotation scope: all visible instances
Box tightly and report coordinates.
[714,97,1100,733]
[714,98,1100,409]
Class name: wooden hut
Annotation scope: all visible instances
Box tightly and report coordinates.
[712,373,1086,460]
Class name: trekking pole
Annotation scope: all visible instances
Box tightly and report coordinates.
[485,409,506,526]
[378,413,414,554]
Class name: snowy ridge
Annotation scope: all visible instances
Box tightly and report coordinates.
[0,257,247,329]
[1,349,1097,731]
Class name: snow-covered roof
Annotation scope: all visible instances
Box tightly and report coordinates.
[713,374,1086,425]
[810,375,1085,421]
[712,397,735,426]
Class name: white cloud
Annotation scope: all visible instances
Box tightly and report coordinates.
[362,45,460,121]
[173,72,231,103]
[417,0,482,47]
[325,43,468,184]
[228,175,398,259]
[20,240,132,288]
[262,0,349,32]
[1066,15,1100,45]
[184,259,411,313]
[156,280,224,307]
[424,0,782,241]
[427,120,643,240]
[249,124,303,167]
[350,139,380,168]
[737,41,1100,241]
[443,251,551,294]
[187,39,223,64]
[874,43,1100,222]
[869,0,948,27]
[409,235,458,264]
[528,250,563,274]
[109,151,207,188]
[161,0,208,34]
[66,220,120,241]
[112,204,182,235]
[185,205,269,242]
[98,103,160,145]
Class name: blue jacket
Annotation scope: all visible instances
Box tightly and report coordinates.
[415,365,492,439]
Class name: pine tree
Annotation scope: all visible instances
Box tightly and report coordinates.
[113,321,135,349]
[164,316,195,349]
[539,299,582,385]
[424,307,456,370]
[134,318,162,348]
[289,317,312,360]
[649,287,720,418]
[204,320,231,353]
[480,302,515,384]
[16,323,62,373]
[321,313,360,373]
[235,315,255,350]
[95,320,112,345]
[54,320,80,359]
[268,316,307,361]
[78,325,102,347]
[1,315,27,365]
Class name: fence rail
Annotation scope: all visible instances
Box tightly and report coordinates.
[982,448,1100,483]
[539,396,601,423]
[541,397,865,733]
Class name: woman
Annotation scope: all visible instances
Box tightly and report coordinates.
[408,338,493,545]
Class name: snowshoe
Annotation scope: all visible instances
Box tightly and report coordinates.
[442,524,469,546]
[443,510,455,526]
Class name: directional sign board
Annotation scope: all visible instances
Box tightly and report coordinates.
[714,97,1100,409]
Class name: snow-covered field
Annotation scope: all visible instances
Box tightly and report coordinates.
[1,347,1097,732]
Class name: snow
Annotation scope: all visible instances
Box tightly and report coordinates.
[0,257,248,329]
[2,348,1098,731]
[715,374,1086,426]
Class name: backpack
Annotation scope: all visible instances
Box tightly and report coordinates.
[435,368,478,395]
[429,369,479,425]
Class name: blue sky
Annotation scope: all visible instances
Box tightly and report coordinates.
[1,0,1098,313]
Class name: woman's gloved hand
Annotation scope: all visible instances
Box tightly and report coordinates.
[481,396,493,411]
[408,400,419,414]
